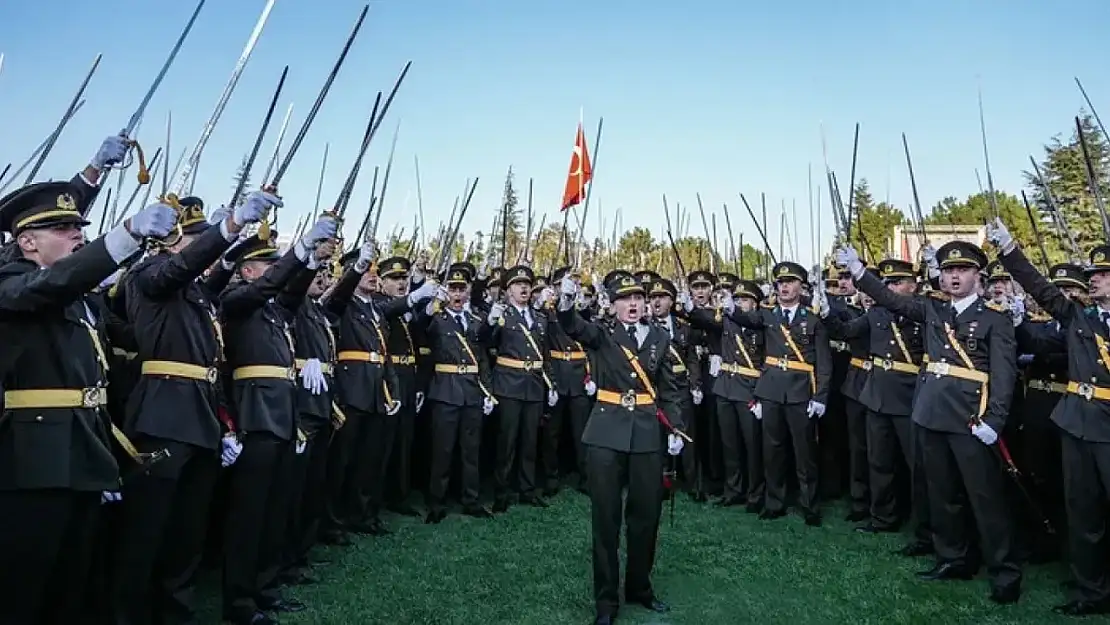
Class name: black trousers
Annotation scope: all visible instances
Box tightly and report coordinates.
[494,397,542,499]
[1060,432,1110,602]
[109,438,220,625]
[717,397,764,505]
[284,421,330,572]
[350,409,399,522]
[221,434,294,619]
[866,411,912,529]
[427,401,483,510]
[763,401,819,513]
[920,427,1021,591]
[546,394,592,486]
[586,445,664,617]
[697,397,723,492]
[844,397,870,515]
[0,489,100,625]
[386,397,417,507]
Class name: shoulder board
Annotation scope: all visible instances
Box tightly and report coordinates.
[927,291,950,302]
[759,302,775,310]
[1026,312,1053,323]
[675,316,687,325]
[808,305,820,316]
[983,301,1007,314]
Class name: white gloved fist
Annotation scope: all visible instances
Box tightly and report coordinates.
[815,287,830,318]
[354,240,377,274]
[488,302,507,326]
[208,206,231,226]
[720,293,736,315]
[987,217,1015,254]
[220,434,243,467]
[547,389,559,407]
[667,433,684,456]
[415,391,425,412]
[750,401,763,420]
[835,245,864,279]
[386,400,402,416]
[129,201,178,238]
[539,286,555,306]
[91,134,130,169]
[296,217,338,261]
[482,396,496,415]
[709,354,722,377]
[597,291,611,312]
[677,291,694,313]
[295,439,307,454]
[101,490,123,504]
[299,358,329,395]
[407,281,437,307]
[807,400,826,419]
[436,285,450,301]
[1009,297,1026,326]
[235,191,281,226]
[1017,354,1035,366]
[584,378,597,396]
[971,422,998,445]
[691,388,703,405]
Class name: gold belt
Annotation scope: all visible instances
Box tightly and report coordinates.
[232,365,295,381]
[924,361,988,383]
[1027,379,1066,394]
[596,389,653,409]
[434,364,479,374]
[4,387,108,409]
[720,362,760,378]
[870,357,919,375]
[337,350,384,364]
[764,356,814,373]
[142,360,219,383]
[1067,381,1110,401]
[390,355,417,365]
[549,350,587,361]
[849,357,869,370]
[294,359,334,375]
[496,356,542,371]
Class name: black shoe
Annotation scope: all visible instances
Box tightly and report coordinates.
[388,503,422,517]
[804,512,822,527]
[759,509,786,520]
[990,584,1021,605]
[715,495,744,507]
[744,502,763,514]
[521,495,549,508]
[463,505,494,518]
[1053,599,1110,616]
[856,523,898,534]
[844,510,869,523]
[259,597,307,613]
[544,485,561,498]
[895,540,933,557]
[320,530,351,546]
[916,562,974,581]
[425,509,446,524]
[629,596,669,613]
[492,498,510,513]
[279,569,319,586]
[224,610,278,625]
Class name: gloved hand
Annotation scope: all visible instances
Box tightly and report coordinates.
[720,293,736,315]
[90,134,130,169]
[296,217,338,261]
[986,217,1016,254]
[386,400,401,416]
[128,201,177,238]
[558,276,577,311]
[101,490,123,504]
[750,401,763,420]
[815,286,830,318]
[691,388,703,405]
[235,191,281,227]
[99,268,123,290]
[220,434,243,467]
[299,358,328,395]
[677,291,694,313]
[922,245,939,277]
[667,433,684,456]
[709,354,722,377]
[1009,296,1026,327]
[584,378,597,396]
[971,422,998,445]
[295,439,307,454]
[415,391,425,413]
[1017,354,1035,366]
[488,302,507,326]
[407,281,437,307]
[482,396,495,416]
[807,400,826,419]
[208,205,231,226]
[353,240,378,274]
[538,286,555,307]
[835,245,864,279]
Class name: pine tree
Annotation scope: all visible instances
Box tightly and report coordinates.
[495,167,522,266]
[230,153,251,207]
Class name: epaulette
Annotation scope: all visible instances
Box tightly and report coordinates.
[760,302,776,310]
[983,300,1007,314]
[808,305,820,316]
[1026,311,1052,323]
[927,291,950,302]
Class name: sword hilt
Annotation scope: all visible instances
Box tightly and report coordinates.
[129,139,151,185]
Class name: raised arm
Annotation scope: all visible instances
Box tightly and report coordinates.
[998,245,1075,324]
[853,269,926,323]
[823,306,872,340]
[134,223,236,300]
[220,250,306,319]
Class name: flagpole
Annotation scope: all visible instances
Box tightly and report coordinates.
[575,115,603,267]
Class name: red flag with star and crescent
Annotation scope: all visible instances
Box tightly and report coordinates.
[560,123,592,211]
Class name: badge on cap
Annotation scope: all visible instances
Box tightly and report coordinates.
[948,248,962,259]
[1055,268,1067,277]
[991,264,1004,275]
[1096,252,1107,263]
[778,266,788,276]
[57,193,76,211]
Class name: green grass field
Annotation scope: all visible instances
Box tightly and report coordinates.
[198,490,1079,624]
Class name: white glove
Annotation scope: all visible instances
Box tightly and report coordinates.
[386,400,402,416]
[720,293,736,314]
[677,291,694,313]
[558,276,577,311]
[477,260,489,280]
[295,439,307,454]
[299,358,328,395]
[547,389,559,407]
[986,217,1015,254]
[129,201,178,238]
[667,433,684,456]
[99,268,123,290]
[407,281,437,307]
[482,396,495,415]
[435,284,449,302]
[971,422,998,445]
[815,287,830,318]
[584,379,597,395]
[539,286,555,306]
[101,490,123,504]
[1017,354,1035,366]
[691,388,703,405]
[1009,297,1026,326]
[922,245,939,277]
[807,400,826,419]
[415,391,425,412]
[91,134,129,169]
[709,354,722,377]
[835,246,864,279]
[208,206,231,226]
[488,302,507,326]
[220,434,243,467]
[750,401,763,420]
[597,291,611,312]
[354,240,377,274]
[296,217,338,260]
[235,191,281,226]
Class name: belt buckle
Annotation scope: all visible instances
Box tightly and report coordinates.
[1029,380,1044,391]
[81,387,102,408]
[879,358,892,371]
[285,368,296,382]
[563,350,571,360]
[777,359,789,371]
[863,360,874,371]
[369,351,380,363]
[1078,383,1095,400]
[205,367,219,384]
[932,362,950,377]
[457,364,469,374]
[620,390,637,411]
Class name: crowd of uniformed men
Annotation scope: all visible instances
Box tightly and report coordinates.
[2,135,1110,625]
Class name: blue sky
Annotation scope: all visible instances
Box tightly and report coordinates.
[1,0,1107,269]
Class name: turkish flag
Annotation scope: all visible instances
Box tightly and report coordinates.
[561,123,592,211]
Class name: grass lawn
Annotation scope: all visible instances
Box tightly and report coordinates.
[198,490,1078,624]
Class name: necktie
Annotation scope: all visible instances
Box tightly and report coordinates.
[626,324,638,347]
[783,309,792,325]
[454,313,466,331]
[1101,312,1109,329]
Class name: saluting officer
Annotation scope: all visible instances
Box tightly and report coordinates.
[840,240,1022,604]
[724,261,832,526]
[555,271,686,625]
[990,219,1110,614]
[0,181,175,625]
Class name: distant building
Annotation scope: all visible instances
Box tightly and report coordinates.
[890,224,985,261]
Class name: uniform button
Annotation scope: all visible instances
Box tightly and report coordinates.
[631,373,637,379]
[1093,377,1099,383]
[35,415,43,422]
[890,340,895,345]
